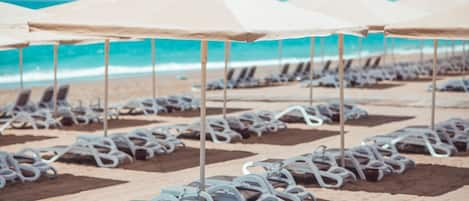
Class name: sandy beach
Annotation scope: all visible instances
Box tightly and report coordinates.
[0,51,468,201]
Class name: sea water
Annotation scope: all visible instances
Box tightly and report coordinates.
[0,0,464,89]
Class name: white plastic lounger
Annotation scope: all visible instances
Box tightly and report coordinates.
[310,147,391,182]
[0,151,41,184]
[242,162,316,201]
[353,144,415,174]
[275,105,326,127]
[31,135,133,168]
[364,127,456,157]
[178,118,243,143]
[150,186,214,201]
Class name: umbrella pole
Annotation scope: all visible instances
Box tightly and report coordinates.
[278,40,282,68]
[358,37,362,66]
[104,39,110,137]
[151,39,157,112]
[53,44,59,114]
[391,38,395,65]
[223,41,230,118]
[200,40,208,191]
[309,36,315,106]
[420,40,424,66]
[338,33,345,167]
[451,41,455,58]
[19,48,23,89]
[431,40,438,130]
[321,37,325,65]
[463,41,466,78]
[383,36,387,66]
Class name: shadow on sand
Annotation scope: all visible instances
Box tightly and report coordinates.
[61,119,163,132]
[0,174,126,201]
[240,128,340,146]
[0,134,56,147]
[339,164,469,196]
[159,107,250,118]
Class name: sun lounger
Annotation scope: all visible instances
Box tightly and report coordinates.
[189,175,287,201]
[149,186,214,201]
[32,135,133,168]
[353,144,415,174]
[296,62,311,81]
[275,105,328,127]
[310,146,392,182]
[178,118,243,143]
[242,161,316,201]
[265,63,290,83]
[288,62,304,81]
[109,132,168,160]
[0,89,62,134]
[434,119,469,151]
[0,151,41,183]
[316,101,368,122]
[431,78,469,92]
[130,127,185,154]
[364,127,457,157]
[247,155,356,188]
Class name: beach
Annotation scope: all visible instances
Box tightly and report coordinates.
[1,48,469,201]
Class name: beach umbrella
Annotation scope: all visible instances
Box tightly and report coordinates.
[28,0,366,188]
[0,2,99,113]
[386,4,469,130]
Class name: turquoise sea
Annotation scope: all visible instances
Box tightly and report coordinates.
[0,0,463,89]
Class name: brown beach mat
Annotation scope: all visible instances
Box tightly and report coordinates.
[240,128,340,146]
[159,107,249,118]
[121,147,255,172]
[352,83,404,90]
[50,147,255,172]
[0,135,56,147]
[339,164,469,196]
[395,77,442,82]
[0,174,127,201]
[335,115,415,127]
[61,119,162,132]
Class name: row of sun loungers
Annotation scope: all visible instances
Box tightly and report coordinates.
[146,142,415,200]
[277,102,368,126]
[0,149,57,189]
[119,94,200,115]
[20,126,184,168]
[431,78,469,92]
[366,118,469,157]
[0,85,120,135]
[303,55,468,89]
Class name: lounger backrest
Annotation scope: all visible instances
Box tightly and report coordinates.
[247,66,256,79]
[280,64,289,75]
[372,57,381,68]
[345,60,353,71]
[303,62,311,74]
[236,68,248,81]
[322,60,331,73]
[39,86,54,105]
[14,89,31,109]
[293,62,304,75]
[363,58,372,69]
[227,69,235,81]
[56,84,70,104]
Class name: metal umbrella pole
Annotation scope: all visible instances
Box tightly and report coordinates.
[278,40,283,68]
[151,39,157,113]
[199,40,208,190]
[309,36,315,106]
[19,48,23,89]
[103,39,110,137]
[358,37,362,66]
[53,44,59,114]
[338,33,345,167]
[223,41,230,118]
[431,40,438,130]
